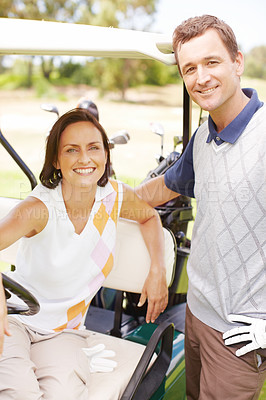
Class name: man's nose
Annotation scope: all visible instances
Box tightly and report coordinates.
[196,66,211,85]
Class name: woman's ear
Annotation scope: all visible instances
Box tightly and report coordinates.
[53,159,60,169]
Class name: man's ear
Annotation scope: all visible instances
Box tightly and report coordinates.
[235,50,245,77]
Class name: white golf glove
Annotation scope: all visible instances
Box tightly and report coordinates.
[82,343,117,373]
[223,314,266,357]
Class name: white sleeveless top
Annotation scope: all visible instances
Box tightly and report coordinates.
[10,180,123,333]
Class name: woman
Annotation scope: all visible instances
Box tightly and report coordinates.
[0,277,10,356]
[0,108,168,399]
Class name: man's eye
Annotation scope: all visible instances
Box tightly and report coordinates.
[184,67,195,75]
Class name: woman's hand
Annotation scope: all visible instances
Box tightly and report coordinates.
[138,266,168,323]
[0,274,11,357]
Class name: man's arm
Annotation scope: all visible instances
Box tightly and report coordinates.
[135,175,180,207]
[136,133,196,206]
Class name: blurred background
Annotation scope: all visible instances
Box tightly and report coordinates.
[0,0,266,197]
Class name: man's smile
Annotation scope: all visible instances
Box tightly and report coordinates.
[197,86,218,95]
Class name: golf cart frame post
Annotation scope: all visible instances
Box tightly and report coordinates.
[0,17,191,400]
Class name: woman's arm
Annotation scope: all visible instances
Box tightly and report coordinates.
[0,197,48,355]
[120,183,168,324]
[0,274,10,356]
[0,197,48,251]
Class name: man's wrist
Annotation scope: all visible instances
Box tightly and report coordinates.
[255,320,266,349]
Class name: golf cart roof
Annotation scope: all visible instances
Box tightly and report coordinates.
[0,18,175,65]
[0,18,191,145]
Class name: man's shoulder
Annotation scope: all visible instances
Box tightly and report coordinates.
[248,103,266,130]
[251,102,266,117]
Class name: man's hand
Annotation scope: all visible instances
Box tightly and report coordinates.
[138,267,168,324]
[223,314,266,357]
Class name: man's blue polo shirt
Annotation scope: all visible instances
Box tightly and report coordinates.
[164,88,263,198]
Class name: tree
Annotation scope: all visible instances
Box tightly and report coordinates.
[0,0,97,84]
[0,0,162,95]
[0,0,94,22]
[244,46,266,80]
[85,0,160,99]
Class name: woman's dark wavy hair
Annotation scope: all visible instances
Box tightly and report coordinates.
[40,108,111,189]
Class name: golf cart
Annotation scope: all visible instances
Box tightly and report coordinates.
[0,18,193,399]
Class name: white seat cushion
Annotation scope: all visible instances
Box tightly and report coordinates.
[84,330,147,399]
[104,218,175,292]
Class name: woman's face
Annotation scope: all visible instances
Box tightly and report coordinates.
[56,121,107,191]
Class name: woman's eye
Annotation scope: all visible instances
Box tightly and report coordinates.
[89,146,99,151]
[66,148,77,153]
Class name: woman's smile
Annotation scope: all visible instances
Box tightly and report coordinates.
[73,167,96,175]
[56,121,107,190]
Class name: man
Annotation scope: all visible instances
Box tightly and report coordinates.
[136,15,266,400]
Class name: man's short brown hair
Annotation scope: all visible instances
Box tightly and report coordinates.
[173,15,239,74]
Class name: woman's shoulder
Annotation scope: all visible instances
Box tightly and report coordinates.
[108,179,123,191]
[29,183,64,210]
[98,180,124,217]
[8,195,49,237]
[23,195,49,219]
[97,179,124,199]
[30,183,57,201]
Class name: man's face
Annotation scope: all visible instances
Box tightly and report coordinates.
[177,29,244,118]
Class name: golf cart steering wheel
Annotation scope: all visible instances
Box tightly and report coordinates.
[2,273,40,316]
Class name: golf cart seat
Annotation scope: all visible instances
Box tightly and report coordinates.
[0,196,176,400]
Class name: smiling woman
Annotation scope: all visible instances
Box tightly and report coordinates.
[56,121,107,196]
[40,108,111,189]
[0,107,169,398]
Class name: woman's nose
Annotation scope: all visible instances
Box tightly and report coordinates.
[78,150,90,164]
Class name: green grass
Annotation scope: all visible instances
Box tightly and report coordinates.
[260,383,266,400]
[0,170,34,199]
[0,171,35,271]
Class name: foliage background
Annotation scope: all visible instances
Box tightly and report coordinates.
[0,0,265,98]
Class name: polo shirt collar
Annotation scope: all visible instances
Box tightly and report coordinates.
[206,88,263,144]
